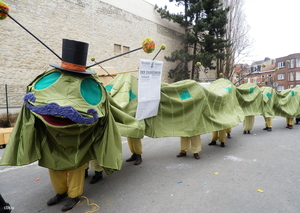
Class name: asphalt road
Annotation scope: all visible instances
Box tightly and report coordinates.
[0,115,300,213]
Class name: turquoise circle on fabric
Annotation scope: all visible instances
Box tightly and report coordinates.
[80,78,102,105]
[34,72,61,90]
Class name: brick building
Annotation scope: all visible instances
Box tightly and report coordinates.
[274,53,300,91]
[234,54,300,92]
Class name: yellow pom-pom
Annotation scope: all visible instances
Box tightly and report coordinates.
[90,57,95,62]
[160,44,166,50]
[142,37,155,54]
[196,62,201,66]
[0,1,9,20]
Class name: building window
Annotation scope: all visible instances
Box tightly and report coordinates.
[123,46,130,58]
[290,59,295,68]
[114,44,121,55]
[289,72,294,81]
[296,71,300,80]
[278,61,285,68]
[253,77,257,84]
[296,58,300,67]
[261,75,265,82]
[277,85,284,92]
[277,73,285,80]
[289,85,294,89]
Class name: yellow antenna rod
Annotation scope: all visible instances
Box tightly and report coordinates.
[98,69,139,77]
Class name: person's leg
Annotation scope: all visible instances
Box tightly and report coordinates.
[67,165,86,198]
[190,135,201,159]
[61,165,85,212]
[89,159,104,184]
[126,137,137,162]
[243,116,254,134]
[47,169,68,206]
[226,128,231,138]
[130,138,143,165]
[265,117,272,131]
[219,129,227,147]
[209,131,218,145]
[177,137,189,157]
[287,118,294,129]
[48,169,68,195]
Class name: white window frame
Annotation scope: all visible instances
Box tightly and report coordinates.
[290,59,295,68]
[296,71,300,80]
[296,58,300,67]
[289,72,294,81]
[278,61,285,68]
[277,85,284,92]
[277,73,285,80]
[253,77,257,84]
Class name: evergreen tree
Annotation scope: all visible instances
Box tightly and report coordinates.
[155,0,229,81]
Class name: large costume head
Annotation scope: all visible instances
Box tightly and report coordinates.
[0,39,122,173]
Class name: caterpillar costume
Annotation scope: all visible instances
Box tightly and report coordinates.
[0,39,123,174]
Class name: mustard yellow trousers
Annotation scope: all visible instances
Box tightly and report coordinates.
[127,137,142,155]
[48,164,85,198]
[180,135,202,154]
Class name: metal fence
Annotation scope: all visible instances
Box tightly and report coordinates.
[0,84,27,115]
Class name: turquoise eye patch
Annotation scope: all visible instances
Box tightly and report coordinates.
[34,72,61,90]
[80,78,102,105]
[179,90,191,100]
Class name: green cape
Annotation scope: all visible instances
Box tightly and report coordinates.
[1,69,122,173]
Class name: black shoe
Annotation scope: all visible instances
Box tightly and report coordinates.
[220,142,225,147]
[263,127,268,130]
[47,193,68,206]
[0,144,6,149]
[208,141,217,146]
[243,131,246,134]
[134,154,142,165]
[61,197,80,212]
[227,133,231,139]
[247,131,251,134]
[90,171,103,184]
[126,153,137,162]
[267,128,272,132]
[286,125,289,128]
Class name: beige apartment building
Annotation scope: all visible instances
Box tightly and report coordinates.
[0,0,186,85]
[0,0,187,108]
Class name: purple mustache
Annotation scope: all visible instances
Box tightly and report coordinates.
[24,93,98,124]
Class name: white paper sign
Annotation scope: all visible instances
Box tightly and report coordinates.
[135,59,163,120]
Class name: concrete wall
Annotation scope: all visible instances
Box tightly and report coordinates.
[0,0,184,87]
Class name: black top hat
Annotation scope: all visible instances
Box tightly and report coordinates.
[50,39,96,74]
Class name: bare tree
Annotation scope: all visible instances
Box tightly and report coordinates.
[217,0,253,80]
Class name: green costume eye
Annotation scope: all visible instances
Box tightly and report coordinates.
[80,78,102,105]
[34,72,61,90]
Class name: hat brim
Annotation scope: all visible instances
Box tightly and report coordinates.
[50,64,96,75]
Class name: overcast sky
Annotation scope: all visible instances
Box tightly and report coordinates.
[145,0,300,64]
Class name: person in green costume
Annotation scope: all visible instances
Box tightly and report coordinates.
[0,39,122,212]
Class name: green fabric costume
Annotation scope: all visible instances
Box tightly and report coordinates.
[236,83,263,116]
[106,74,244,138]
[274,87,300,118]
[0,69,123,173]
